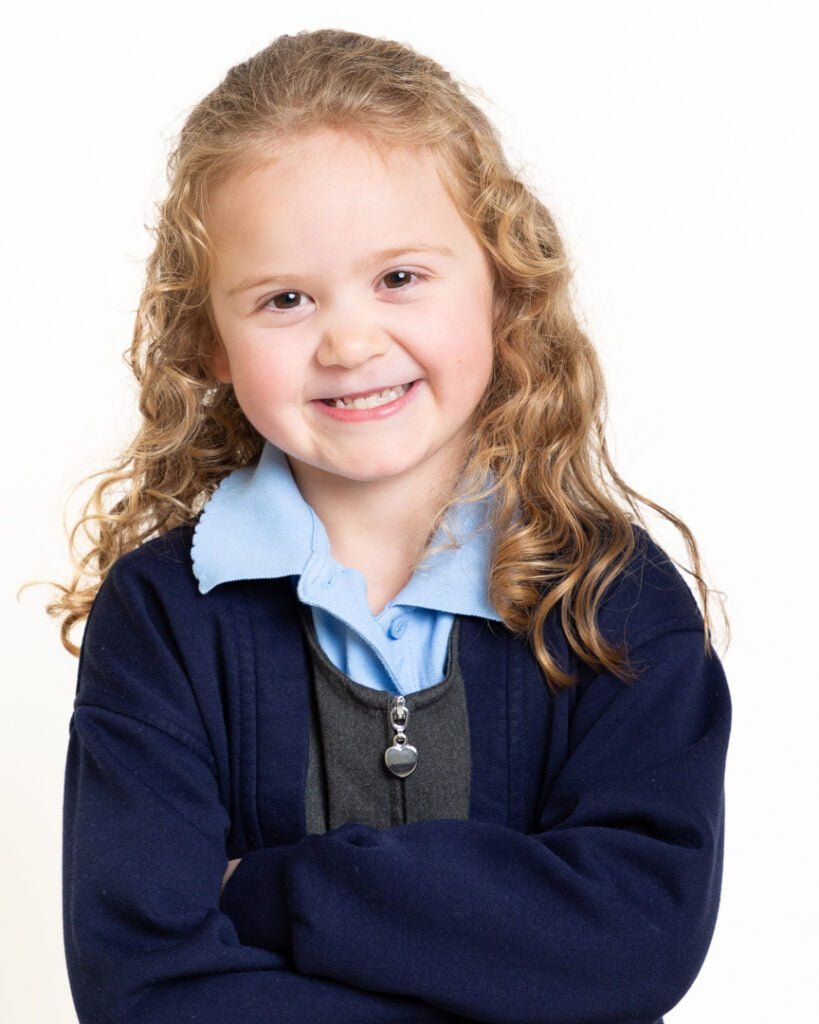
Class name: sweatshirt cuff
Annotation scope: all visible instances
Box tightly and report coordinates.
[219,846,293,953]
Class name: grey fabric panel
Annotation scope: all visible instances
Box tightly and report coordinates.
[301,609,471,834]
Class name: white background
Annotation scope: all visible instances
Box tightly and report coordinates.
[2,1,817,1020]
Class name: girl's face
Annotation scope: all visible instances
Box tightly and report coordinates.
[207,129,495,502]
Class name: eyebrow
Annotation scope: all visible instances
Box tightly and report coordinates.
[225,244,456,297]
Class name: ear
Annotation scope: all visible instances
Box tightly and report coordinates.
[200,306,233,384]
[491,281,504,326]
[209,338,233,384]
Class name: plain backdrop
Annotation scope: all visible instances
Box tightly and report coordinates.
[3,1,817,1020]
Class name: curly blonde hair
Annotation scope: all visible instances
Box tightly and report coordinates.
[48,28,724,686]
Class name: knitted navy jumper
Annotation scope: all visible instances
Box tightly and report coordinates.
[62,523,730,1024]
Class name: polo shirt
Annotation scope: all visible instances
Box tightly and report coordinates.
[191,442,501,694]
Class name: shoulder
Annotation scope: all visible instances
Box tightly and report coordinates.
[79,526,231,728]
[84,523,298,681]
[102,523,199,598]
[594,524,705,654]
[78,526,206,718]
[78,523,293,748]
[513,524,709,691]
[566,525,730,765]
[539,523,707,672]
[86,526,210,653]
[88,522,292,656]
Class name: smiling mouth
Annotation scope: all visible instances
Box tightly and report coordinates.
[321,382,413,410]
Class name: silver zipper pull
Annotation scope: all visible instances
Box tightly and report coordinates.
[384,695,418,777]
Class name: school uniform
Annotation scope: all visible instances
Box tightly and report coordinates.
[62,445,730,1024]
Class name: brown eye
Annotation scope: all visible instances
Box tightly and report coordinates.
[382,270,418,289]
[268,290,303,310]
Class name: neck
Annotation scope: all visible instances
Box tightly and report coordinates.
[288,452,464,612]
[294,464,455,559]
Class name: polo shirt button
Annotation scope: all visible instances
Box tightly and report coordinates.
[388,615,407,639]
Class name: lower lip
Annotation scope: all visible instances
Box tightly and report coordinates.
[313,380,421,422]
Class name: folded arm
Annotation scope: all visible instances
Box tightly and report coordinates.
[223,625,731,1024]
[66,527,730,1024]
[63,548,473,1024]
[63,703,473,1024]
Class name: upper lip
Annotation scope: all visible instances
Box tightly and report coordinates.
[318,381,413,402]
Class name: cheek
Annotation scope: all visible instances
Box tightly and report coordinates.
[230,345,302,397]
[443,306,495,383]
[226,367,289,435]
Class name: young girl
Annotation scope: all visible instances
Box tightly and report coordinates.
[53,28,731,1024]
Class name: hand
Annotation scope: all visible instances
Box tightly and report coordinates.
[221,858,241,894]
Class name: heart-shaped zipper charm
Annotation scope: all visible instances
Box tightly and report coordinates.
[384,738,418,777]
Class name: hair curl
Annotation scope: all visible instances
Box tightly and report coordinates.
[47,28,726,685]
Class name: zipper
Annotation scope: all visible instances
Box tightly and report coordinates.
[384,696,418,785]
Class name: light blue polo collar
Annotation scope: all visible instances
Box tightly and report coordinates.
[191,442,501,621]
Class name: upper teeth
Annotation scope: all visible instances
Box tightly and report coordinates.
[332,383,410,409]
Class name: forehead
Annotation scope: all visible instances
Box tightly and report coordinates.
[206,130,473,258]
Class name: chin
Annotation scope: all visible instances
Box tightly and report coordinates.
[337,462,415,484]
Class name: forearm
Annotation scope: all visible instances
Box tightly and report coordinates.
[64,707,472,1024]
[220,629,730,1024]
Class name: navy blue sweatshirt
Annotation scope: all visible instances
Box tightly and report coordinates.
[62,524,730,1023]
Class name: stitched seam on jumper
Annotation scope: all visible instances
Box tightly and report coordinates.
[73,699,214,768]
[71,705,221,842]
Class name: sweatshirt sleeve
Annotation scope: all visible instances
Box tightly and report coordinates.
[224,547,731,1024]
[62,555,472,1024]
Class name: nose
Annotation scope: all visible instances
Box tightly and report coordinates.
[315,314,391,369]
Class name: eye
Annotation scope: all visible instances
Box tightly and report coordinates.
[381,269,423,290]
[262,290,310,312]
